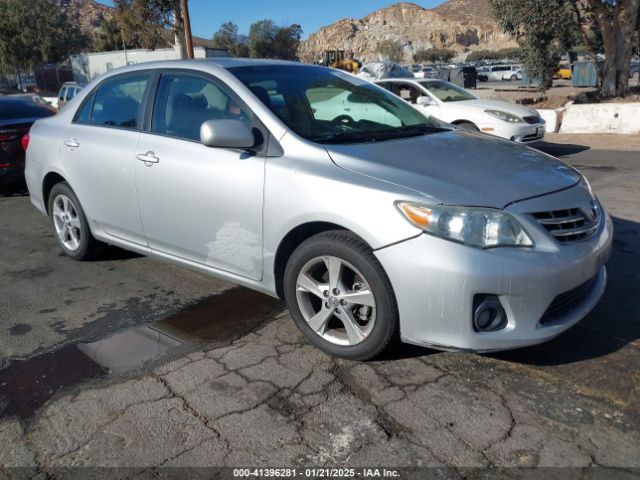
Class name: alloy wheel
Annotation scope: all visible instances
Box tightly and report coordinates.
[52,194,82,251]
[295,255,376,346]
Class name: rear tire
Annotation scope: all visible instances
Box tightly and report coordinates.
[510,74,517,81]
[48,182,105,261]
[283,230,398,361]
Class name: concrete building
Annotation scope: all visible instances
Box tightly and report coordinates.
[70,46,229,84]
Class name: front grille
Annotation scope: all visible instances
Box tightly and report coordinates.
[523,132,543,141]
[523,115,543,124]
[531,207,598,243]
[540,276,597,325]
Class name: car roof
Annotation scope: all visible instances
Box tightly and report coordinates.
[89,58,323,82]
[0,94,43,104]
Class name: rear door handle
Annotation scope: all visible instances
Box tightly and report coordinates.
[64,138,79,148]
[136,151,159,165]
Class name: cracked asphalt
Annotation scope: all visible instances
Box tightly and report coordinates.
[1,144,639,474]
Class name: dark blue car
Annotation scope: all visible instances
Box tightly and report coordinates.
[0,95,55,189]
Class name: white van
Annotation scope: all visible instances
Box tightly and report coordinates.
[478,65,521,82]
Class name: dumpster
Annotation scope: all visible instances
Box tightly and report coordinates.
[448,67,477,89]
[521,71,541,87]
[572,62,598,87]
[462,66,477,89]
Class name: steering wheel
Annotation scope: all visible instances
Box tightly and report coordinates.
[331,114,355,126]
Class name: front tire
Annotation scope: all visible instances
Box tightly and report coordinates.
[456,121,479,131]
[283,231,398,360]
[48,182,105,260]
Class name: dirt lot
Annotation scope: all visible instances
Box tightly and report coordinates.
[1,145,639,475]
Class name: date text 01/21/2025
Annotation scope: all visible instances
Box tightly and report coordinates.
[232,468,401,478]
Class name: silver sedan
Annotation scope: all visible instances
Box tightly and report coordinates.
[24,59,613,360]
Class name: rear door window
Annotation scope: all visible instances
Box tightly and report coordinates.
[90,73,150,129]
[58,88,67,101]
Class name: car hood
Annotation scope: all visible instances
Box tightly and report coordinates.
[324,130,580,208]
[458,99,540,118]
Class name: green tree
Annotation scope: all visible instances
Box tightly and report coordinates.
[375,40,403,63]
[211,22,249,57]
[248,20,278,58]
[0,0,88,71]
[94,16,129,52]
[272,24,302,60]
[572,0,640,96]
[413,48,456,63]
[491,0,576,90]
[247,20,302,59]
[466,47,522,62]
[114,0,182,50]
[491,0,640,96]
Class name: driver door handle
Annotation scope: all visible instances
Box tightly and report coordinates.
[136,152,159,165]
[64,138,79,148]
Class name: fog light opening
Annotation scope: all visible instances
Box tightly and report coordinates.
[473,295,507,332]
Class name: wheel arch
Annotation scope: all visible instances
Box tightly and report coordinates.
[42,171,68,214]
[451,119,476,126]
[451,120,479,131]
[273,221,371,299]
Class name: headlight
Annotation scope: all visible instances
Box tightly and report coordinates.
[397,202,533,248]
[485,110,524,123]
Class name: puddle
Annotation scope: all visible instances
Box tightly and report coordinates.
[0,288,283,419]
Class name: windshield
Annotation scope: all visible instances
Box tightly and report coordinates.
[418,80,477,103]
[229,65,446,144]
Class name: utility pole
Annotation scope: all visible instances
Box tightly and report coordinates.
[121,30,129,65]
[180,0,194,59]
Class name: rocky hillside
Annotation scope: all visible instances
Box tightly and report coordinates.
[57,0,212,49]
[298,1,517,63]
[59,0,114,37]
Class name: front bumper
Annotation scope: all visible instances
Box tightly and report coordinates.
[375,188,613,352]
[483,121,546,143]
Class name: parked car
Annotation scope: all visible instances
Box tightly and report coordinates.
[19,75,37,92]
[413,65,437,79]
[476,66,491,82]
[480,65,521,82]
[0,95,56,189]
[57,82,83,109]
[376,78,546,143]
[629,62,640,81]
[25,59,612,359]
[502,69,523,81]
[554,65,572,80]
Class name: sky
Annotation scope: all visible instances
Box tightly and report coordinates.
[96,1,445,40]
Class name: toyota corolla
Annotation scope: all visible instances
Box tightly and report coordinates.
[24,59,612,360]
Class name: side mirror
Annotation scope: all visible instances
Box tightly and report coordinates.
[200,119,255,149]
[416,96,432,106]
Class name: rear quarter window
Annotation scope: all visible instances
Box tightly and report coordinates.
[74,91,95,124]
